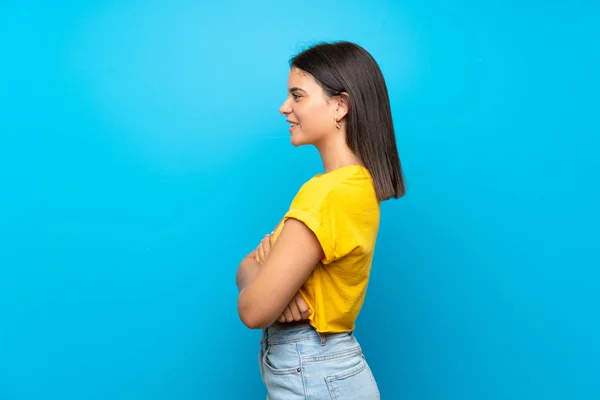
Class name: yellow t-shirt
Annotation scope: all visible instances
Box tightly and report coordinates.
[272,165,380,333]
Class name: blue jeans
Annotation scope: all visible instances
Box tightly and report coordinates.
[259,321,380,399]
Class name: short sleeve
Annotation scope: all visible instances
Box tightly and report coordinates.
[283,181,360,265]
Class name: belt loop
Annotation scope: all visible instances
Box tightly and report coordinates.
[318,332,327,346]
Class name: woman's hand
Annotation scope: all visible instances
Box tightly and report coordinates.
[254,232,313,323]
[277,292,312,323]
[254,233,273,265]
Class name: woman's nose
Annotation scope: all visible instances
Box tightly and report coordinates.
[279,100,291,115]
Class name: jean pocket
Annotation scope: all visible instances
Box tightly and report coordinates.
[262,345,303,376]
[325,354,380,400]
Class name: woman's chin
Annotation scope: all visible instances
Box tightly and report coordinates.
[290,134,305,147]
[290,131,316,147]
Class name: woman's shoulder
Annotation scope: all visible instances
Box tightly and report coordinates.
[293,165,377,207]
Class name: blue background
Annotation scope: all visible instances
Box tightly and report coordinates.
[1,1,598,399]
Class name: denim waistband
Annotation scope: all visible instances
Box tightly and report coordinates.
[262,321,351,346]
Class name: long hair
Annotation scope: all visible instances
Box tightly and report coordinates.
[290,41,406,201]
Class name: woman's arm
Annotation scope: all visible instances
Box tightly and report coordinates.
[237,218,323,329]
[235,252,261,293]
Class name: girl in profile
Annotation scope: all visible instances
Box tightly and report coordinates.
[236,41,406,399]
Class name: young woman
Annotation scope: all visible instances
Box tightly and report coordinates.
[236,41,406,399]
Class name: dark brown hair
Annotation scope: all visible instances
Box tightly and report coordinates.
[290,41,406,201]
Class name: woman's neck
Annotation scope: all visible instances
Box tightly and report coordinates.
[316,133,363,173]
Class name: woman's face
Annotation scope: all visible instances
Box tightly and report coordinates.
[279,68,339,147]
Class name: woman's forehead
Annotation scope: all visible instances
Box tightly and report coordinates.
[288,68,318,91]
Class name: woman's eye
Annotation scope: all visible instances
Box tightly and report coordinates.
[292,94,300,100]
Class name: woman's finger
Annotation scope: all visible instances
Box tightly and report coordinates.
[283,306,294,322]
[254,248,260,264]
[287,300,303,321]
[294,293,308,313]
[294,293,312,319]
[262,234,271,254]
[259,235,270,262]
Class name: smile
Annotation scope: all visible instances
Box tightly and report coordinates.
[287,120,299,132]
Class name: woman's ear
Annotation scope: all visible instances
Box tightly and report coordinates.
[335,92,350,120]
